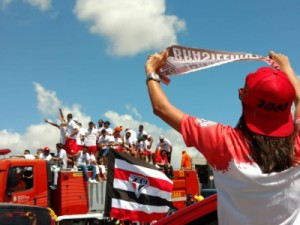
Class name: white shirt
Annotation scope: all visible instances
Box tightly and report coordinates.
[90,154,97,165]
[126,129,137,143]
[156,138,172,152]
[60,126,67,144]
[181,115,300,225]
[135,140,147,151]
[124,137,134,148]
[66,119,79,139]
[24,154,35,160]
[98,135,113,146]
[40,153,52,161]
[57,149,67,169]
[76,127,85,145]
[112,136,124,149]
[105,127,113,136]
[83,128,98,146]
[77,151,90,166]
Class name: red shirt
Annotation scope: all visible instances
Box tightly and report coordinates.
[156,155,169,165]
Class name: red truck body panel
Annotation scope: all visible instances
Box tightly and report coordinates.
[155,194,218,225]
[172,170,200,210]
[50,171,91,216]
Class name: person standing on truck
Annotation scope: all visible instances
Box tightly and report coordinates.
[97,129,114,166]
[82,121,98,154]
[65,113,79,156]
[181,150,191,170]
[50,143,67,190]
[44,118,67,146]
[145,50,300,224]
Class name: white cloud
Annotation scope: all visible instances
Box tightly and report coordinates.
[125,104,142,120]
[0,0,51,11]
[0,83,201,168]
[0,0,13,8]
[24,0,51,11]
[34,82,62,116]
[73,0,186,56]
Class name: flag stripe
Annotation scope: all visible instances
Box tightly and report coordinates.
[114,166,173,192]
[110,184,172,207]
[111,207,167,222]
[111,198,170,213]
[113,178,172,201]
[115,158,173,185]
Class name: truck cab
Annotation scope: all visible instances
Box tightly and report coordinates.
[0,158,50,207]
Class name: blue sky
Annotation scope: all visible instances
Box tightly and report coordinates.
[1,0,300,168]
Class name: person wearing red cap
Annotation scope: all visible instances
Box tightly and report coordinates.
[145,50,300,224]
[39,147,52,161]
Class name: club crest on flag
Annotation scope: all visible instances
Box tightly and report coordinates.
[129,174,149,198]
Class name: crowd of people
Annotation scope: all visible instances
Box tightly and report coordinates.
[10,109,193,190]
[43,111,191,183]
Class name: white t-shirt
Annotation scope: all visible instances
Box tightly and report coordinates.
[24,154,35,160]
[77,151,91,166]
[105,127,113,136]
[112,136,124,149]
[66,119,79,139]
[83,128,98,146]
[76,127,85,145]
[125,129,137,143]
[135,140,147,151]
[181,115,300,225]
[40,153,52,161]
[60,126,67,144]
[57,149,67,169]
[156,138,172,152]
[90,154,97,163]
[124,137,134,148]
[98,135,114,146]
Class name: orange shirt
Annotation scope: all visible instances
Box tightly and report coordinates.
[181,152,191,169]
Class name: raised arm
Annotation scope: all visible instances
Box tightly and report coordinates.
[44,118,60,129]
[269,51,300,117]
[145,51,186,133]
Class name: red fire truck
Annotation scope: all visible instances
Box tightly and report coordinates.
[0,149,200,224]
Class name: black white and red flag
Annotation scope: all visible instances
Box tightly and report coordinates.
[104,149,173,222]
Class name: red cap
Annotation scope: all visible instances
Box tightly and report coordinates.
[241,67,295,137]
[44,147,50,151]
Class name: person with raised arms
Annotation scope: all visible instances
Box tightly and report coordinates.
[145,50,300,224]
